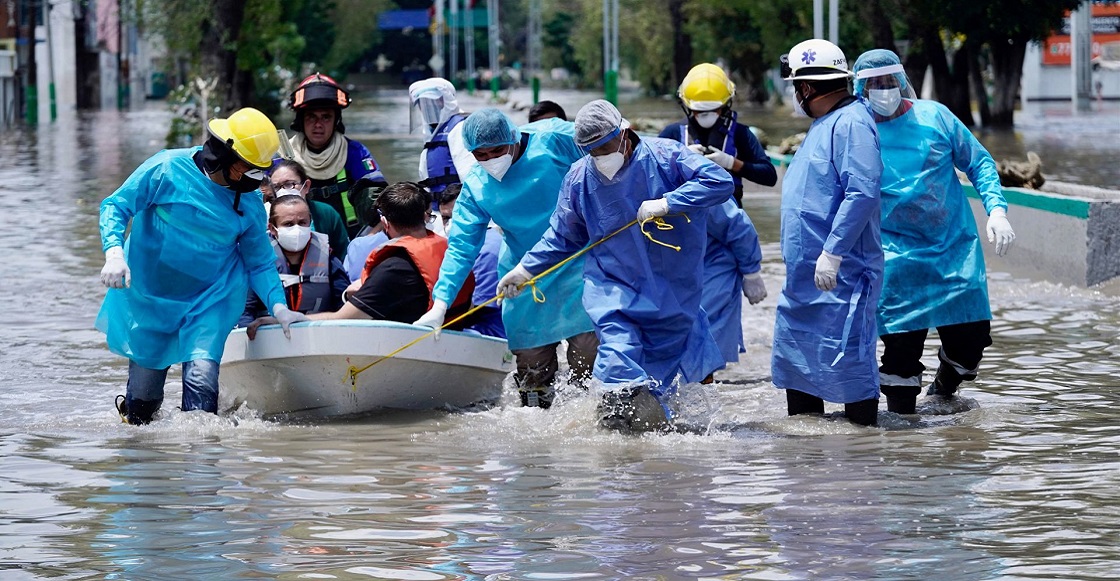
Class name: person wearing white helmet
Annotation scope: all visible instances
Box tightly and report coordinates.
[852,49,1015,415]
[409,78,475,205]
[771,39,885,426]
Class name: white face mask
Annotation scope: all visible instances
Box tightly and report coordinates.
[694,111,720,129]
[478,149,514,182]
[868,88,902,117]
[792,93,809,118]
[276,187,304,199]
[592,139,627,180]
[276,225,311,252]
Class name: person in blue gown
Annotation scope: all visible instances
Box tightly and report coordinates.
[704,199,767,364]
[97,108,307,425]
[499,100,733,433]
[771,40,884,426]
[413,109,598,409]
[852,49,1016,414]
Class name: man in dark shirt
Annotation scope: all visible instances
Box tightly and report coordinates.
[246,182,442,338]
[659,63,777,207]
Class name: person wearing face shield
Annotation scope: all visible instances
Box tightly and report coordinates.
[409,78,474,208]
[283,73,388,238]
[771,40,884,427]
[498,100,733,433]
[852,49,1015,414]
[413,108,598,410]
[97,108,309,425]
[238,194,350,327]
[659,63,777,208]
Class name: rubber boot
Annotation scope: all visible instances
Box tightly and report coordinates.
[118,396,162,425]
[596,386,670,434]
[786,389,825,416]
[928,365,963,398]
[519,387,555,409]
[881,385,922,414]
[844,397,879,427]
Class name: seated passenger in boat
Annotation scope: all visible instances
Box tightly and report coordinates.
[268,159,351,263]
[239,194,350,327]
[247,182,476,338]
[342,187,390,282]
[438,184,506,339]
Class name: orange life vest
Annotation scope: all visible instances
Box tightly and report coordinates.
[361,231,475,313]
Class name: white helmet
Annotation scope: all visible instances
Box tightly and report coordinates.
[783,39,853,81]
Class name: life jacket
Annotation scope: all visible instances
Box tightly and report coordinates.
[308,166,357,227]
[677,110,739,160]
[361,231,475,313]
[419,112,468,195]
[272,231,333,314]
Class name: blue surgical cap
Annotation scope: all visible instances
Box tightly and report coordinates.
[461,108,519,151]
[853,49,906,96]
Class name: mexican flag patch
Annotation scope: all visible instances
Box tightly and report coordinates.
[362,158,376,171]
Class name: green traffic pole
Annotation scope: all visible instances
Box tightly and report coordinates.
[25,85,37,125]
[48,82,56,121]
[531,76,540,104]
[467,77,475,95]
[490,75,499,99]
[605,69,618,106]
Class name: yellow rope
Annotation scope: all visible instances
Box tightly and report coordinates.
[345,213,686,388]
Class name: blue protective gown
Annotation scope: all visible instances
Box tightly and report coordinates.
[431,117,595,350]
[876,99,1006,335]
[519,137,731,404]
[96,148,286,370]
[771,99,884,404]
[703,199,763,363]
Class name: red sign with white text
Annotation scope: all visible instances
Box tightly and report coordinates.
[1042,3,1120,66]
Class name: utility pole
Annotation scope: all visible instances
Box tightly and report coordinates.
[23,0,37,124]
[42,0,54,121]
[449,0,458,83]
[527,0,541,104]
[430,0,445,78]
[602,0,618,104]
[464,0,475,94]
[1071,0,1092,112]
[487,0,499,98]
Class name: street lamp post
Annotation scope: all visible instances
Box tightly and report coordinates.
[602,0,618,104]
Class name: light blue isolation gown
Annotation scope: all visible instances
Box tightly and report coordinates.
[703,198,763,363]
[96,148,286,370]
[519,136,731,405]
[771,99,884,404]
[876,99,1007,335]
[431,117,595,350]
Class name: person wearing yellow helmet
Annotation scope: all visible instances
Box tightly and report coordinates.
[281,73,388,239]
[659,63,776,208]
[97,107,309,425]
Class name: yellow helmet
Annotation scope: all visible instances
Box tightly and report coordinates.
[207,107,280,169]
[678,63,735,111]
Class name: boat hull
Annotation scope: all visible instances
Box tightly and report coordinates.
[219,321,513,419]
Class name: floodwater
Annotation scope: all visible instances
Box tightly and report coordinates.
[1,91,1119,580]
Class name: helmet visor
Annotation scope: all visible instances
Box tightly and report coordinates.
[410,97,444,136]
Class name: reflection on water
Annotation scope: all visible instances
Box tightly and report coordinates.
[0,98,1118,579]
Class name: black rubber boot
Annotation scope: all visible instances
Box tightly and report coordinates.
[928,365,963,398]
[881,385,922,414]
[117,396,162,425]
[844,398,879,427]
[596,386,670,434]
[518,387,554,409]
[786,389,825,416]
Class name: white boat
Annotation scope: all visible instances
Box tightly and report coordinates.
[219,320,513,419]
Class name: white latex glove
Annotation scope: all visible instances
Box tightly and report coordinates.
[497,264,533,302]
[637,198,670,222]
[705,149,736,170]
[272,303,308,339]
[413,299,449,340]
[985,207,1015,256]
[100,246,131,288]
[687,144,708,155]
[814,251,842,292]
[742,272,767,305]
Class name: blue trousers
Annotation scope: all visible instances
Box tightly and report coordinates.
[125,359,219,423]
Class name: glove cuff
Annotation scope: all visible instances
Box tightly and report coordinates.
[271,303,290,316]
[989,207,1007,218]
[744,272,763,281]
[105,246,125,260]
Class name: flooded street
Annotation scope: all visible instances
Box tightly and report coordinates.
[1,92,1119,579]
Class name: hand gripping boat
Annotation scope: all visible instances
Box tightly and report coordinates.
[219,320,513,419]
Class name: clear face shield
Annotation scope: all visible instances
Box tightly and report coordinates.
[409,96,445,136]
[855,64,917,117]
